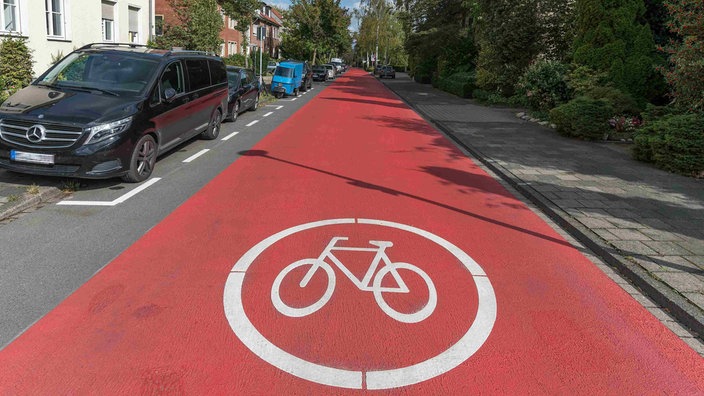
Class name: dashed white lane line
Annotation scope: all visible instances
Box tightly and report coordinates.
[276,106,284,110]
[222,131,240,141]
[263,112,273,117]
[57,178,162,206]
[291,98,298,101]
[246,120,259,127]
[183,149,210,163]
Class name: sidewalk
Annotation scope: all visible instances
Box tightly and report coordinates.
[381,73,704,339]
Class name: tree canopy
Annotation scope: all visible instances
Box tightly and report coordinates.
[280,0,352,63]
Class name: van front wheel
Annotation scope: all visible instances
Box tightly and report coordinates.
[122,134,156,183]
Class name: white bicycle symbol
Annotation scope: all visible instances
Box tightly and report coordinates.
[271,236,437,323]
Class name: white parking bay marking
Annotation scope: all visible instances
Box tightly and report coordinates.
[183,149,210,163]
[222,132,240,141]
[263,112,273,117]
[57,178,161,207]
[246,120,259,127]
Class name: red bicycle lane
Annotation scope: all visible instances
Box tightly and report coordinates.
[1,69,702,394]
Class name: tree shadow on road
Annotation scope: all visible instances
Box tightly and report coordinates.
[240,149,575,250]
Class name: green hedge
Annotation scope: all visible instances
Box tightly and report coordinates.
[549,97,614,140]
[436,72,476,98]
[633,113,704,177]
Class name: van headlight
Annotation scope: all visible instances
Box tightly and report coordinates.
[85,116,133,145]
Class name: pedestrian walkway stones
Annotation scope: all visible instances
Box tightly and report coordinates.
[381,73,704,342]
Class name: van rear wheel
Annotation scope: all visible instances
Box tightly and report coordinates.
[122,134,156,183]
[201,109,222,140]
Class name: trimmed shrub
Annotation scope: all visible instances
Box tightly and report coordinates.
[436,72,476,98]
[549,97,614,140]
[583,86,641,116]
[633,113,704,176]
[514,60,571,112]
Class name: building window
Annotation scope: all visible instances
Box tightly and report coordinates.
[46,0,64,37]
[128,6,139,43]
[219,43,224,57]
[101,1,114,41]
[2,0,18,32]
[154,14,163,36]
[228,17,236,29]
[228,41,236,55]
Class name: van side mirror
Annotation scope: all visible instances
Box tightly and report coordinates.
[164,88,177,101]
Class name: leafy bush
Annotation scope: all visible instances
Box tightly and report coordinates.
[514,60,571,112]
[0,37,34,103]
[583,86,641,115]
[660,0,704,112]
[549,97,614,140]
[633,113,704,176]
[436,72,476,98]
[224,54,247,67]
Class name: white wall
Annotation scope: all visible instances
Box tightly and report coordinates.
[1,0,151,77]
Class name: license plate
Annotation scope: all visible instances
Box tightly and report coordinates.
[10,150,55,165]
[313,74,319,78]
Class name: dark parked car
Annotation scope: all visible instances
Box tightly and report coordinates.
[379,65,396,79]
[225,66,260,122]
[0,43,228,182]
[312,66,327,82]
[374,64,384,75]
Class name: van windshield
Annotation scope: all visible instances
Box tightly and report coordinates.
[37,51,159,97]
[274,67,293,78]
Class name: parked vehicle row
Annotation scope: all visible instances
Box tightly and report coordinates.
[0,44,337,184]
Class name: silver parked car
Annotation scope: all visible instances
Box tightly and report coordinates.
[322,63,336,80]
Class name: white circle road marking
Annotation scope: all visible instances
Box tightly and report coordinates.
[223,218,497,390]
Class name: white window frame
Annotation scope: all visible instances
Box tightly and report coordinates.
[45,0,66,38]
[1,0,19,33]
[228,41,236,55]
[228,17,236,29]
[102,18,113,41]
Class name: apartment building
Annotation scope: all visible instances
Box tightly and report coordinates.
[249,3,281,58]
[154,0,281,59]
[0,0,152,76]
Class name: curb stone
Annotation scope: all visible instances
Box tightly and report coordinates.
[0,187,65,222]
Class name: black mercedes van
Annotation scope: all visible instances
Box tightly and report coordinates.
[0,43,228,182]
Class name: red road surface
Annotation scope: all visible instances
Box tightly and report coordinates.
[1,69,702,394]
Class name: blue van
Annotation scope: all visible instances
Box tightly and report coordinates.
[271,61,312,98]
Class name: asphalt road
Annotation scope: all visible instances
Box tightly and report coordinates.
[0,81,326,348]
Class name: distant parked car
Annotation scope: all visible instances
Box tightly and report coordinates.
[225,66,260,122]
[379,65,396,79]
[374,64,384,75]
[266,61,279,74]
[312,65,328,82]
[322,63,336,80]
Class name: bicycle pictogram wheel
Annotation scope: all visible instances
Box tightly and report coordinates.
[372,262,437,323]
[271,259,336,317]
